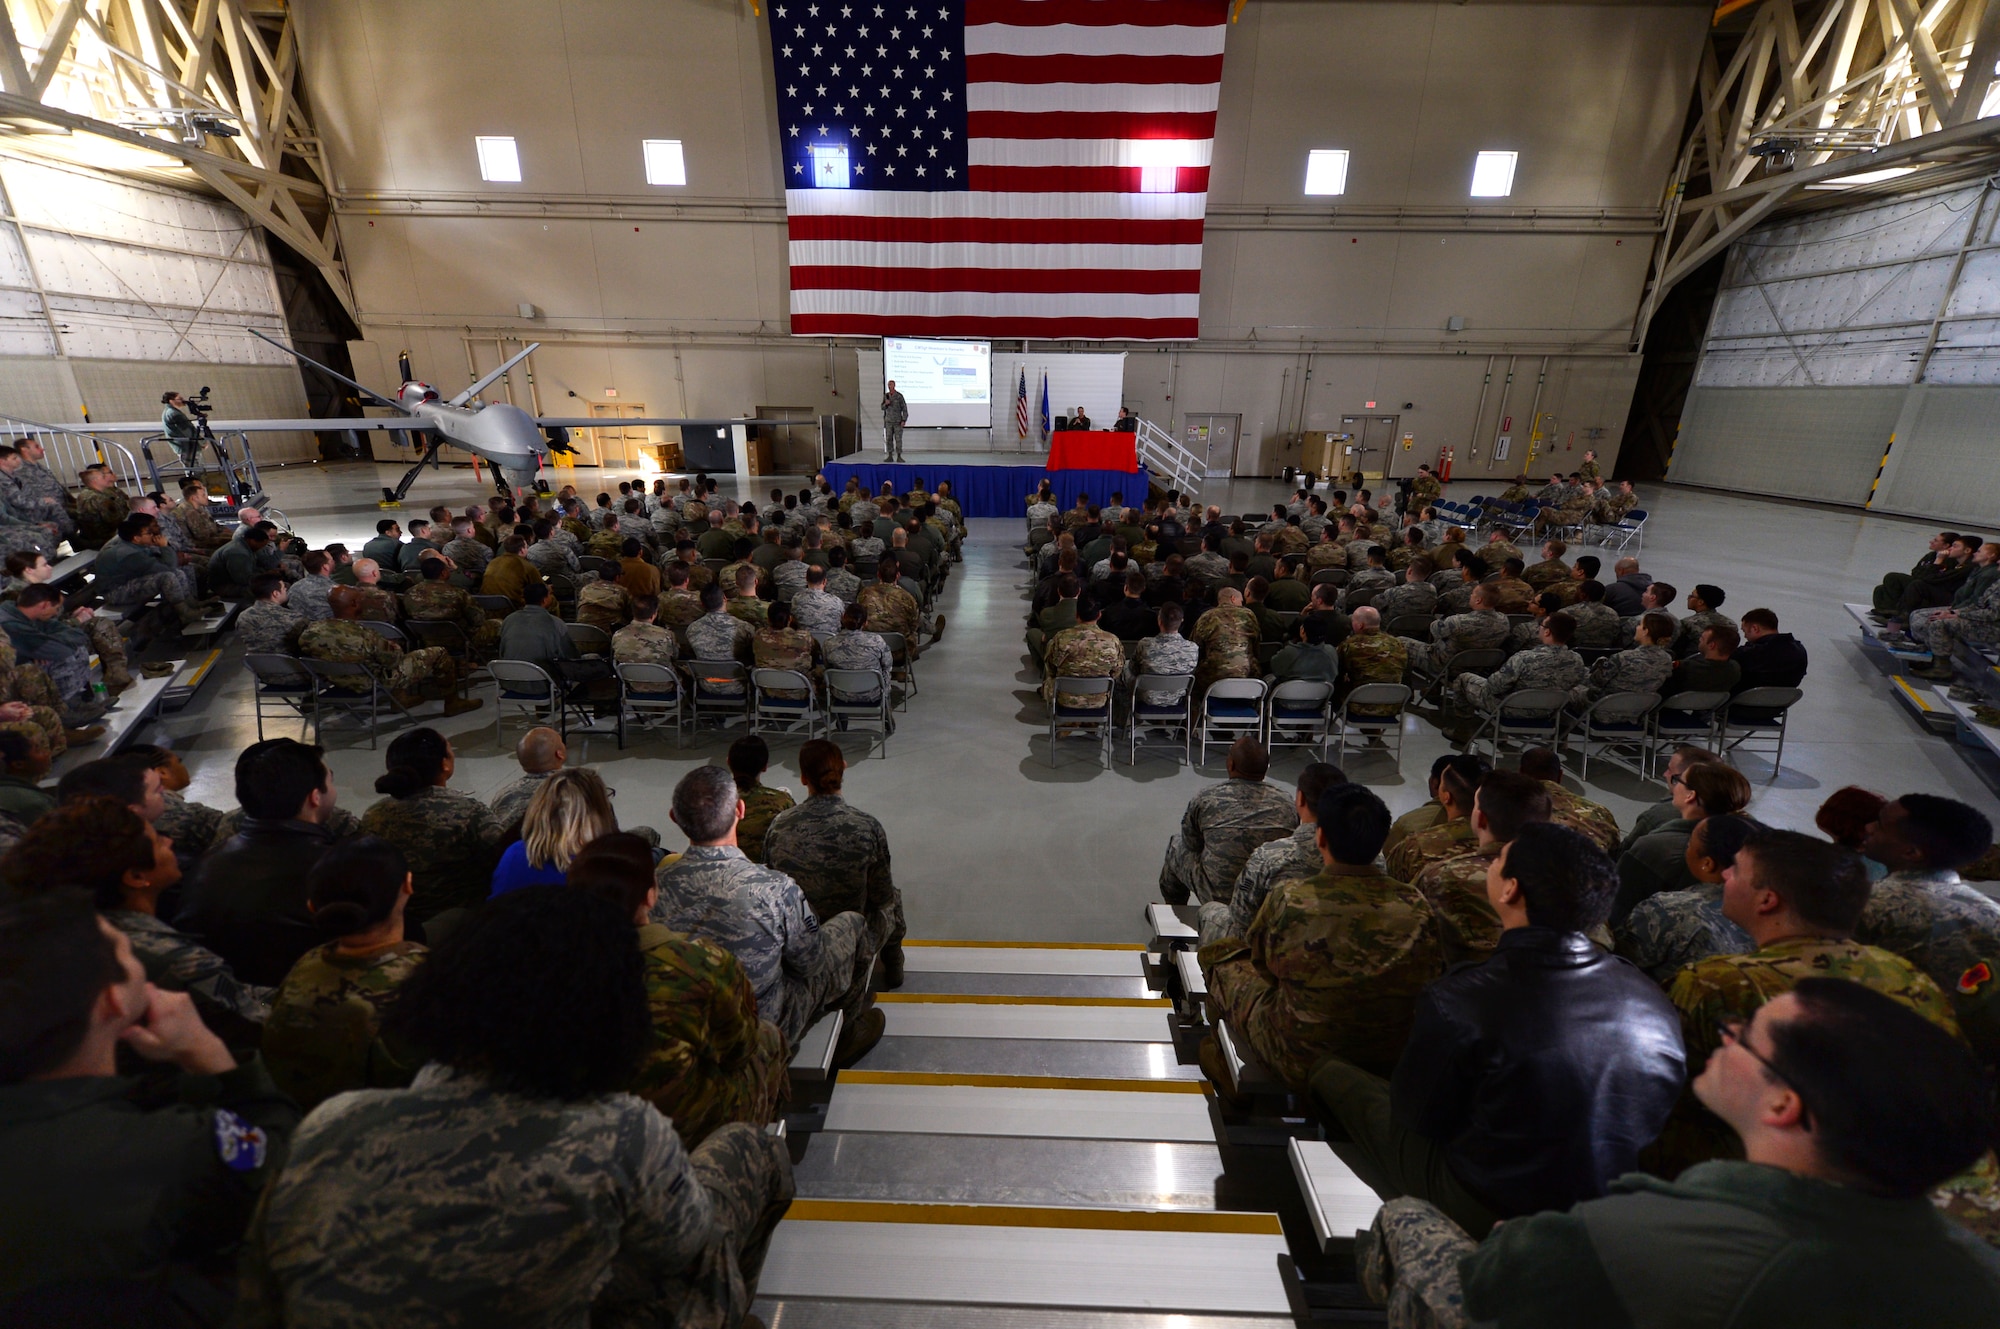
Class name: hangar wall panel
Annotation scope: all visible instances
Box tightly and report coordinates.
[1870,387,2000,524]
[1670,386,1899,505]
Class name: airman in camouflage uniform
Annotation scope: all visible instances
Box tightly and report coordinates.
[613,618,680,681]
[580,580,632,632]
[1855,867,2000,1024]
[1042,620,1124,707]
[1159,773,1299,905]
[1386,815,1476,884]
[1521,554,1570,591]
[299,619,457,698]
[688,610,754,694]
[735,782,795,863]
[825,563,862,603]
[237,597,306,657]
[765,791,906,976]
[1198,820,1322,946]
[236,1066,795,1329]
[358,786,508,923]
[1374,575,1439,622]
[171,493,230,551]
[857,579,924,654]
[652,844,875,1046]
[441,533,491,582]
[1192,601,1260,689]
[1200,861,1441,1088]
[1412,842,1511,967]
[1614,884,1751,985]
[1922,573,2000,662]
[632,922,789,1149]
[1401,602,1508,678]
[261,940,425,1111]
[1132,629,1199,705]
[73,478,129,549]
[823,626,894,700]
[1672,605,1736,659]
[1578,641,1671,705]
[1538,780,1621,854]
[1339,627,1409,716]
[1455,637,1586,713]
[752,624,818,700]
[659,584,706,632]
[488,769,553,832]
[103,908,273,1026]
[1565,598,1623,648]
[156,788,225,853]
[405,576,502,651]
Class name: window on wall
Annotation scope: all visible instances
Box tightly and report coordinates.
[1303,149,1349,196]
[1470,151,1517,198]
[643,139,687,187]
[476,136,521,183]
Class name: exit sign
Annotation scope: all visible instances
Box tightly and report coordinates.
[1363,400,1376,409]
[604,388,619,398]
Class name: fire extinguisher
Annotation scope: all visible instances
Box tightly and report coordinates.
[1438,446,1454,482]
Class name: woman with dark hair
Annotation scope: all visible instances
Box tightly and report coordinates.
[1817,785,1891,881]
[1612,761,1754,924]
[358,728,506,925]
[568,833,787,1149]
[239,886,795,1325]
[261,837,424,1110]
[0,795,271,1030]
[1615,814,1765,984]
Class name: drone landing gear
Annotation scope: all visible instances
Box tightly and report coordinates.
[381,434,446,508]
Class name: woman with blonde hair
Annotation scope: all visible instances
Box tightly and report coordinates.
[489,768,619,896]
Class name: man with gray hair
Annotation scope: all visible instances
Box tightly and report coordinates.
[653,765,883,1064]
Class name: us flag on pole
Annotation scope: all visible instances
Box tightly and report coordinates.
[770,0,1226,341]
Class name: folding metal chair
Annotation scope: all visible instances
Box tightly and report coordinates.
[1126,673,1194,765]
[687,659,752,734]
[472,594,515,617]
[1310,568,1349,588]
[1197,678,1268,764]
[1567,691,1659,780]
[1267,680,1334,757]
[1383,612,1438,639]
[488,659,567,741]
[1648,689,1730,775]
[878,631,916,702]
[1719,686,1804,783]
[825,668,893,751]
[1332,683,1411,770]
[301,658,412,749]
[751,668,826,738]
[1047,675,1115,767]
[613,662,682,748]
[1422,646,1506,706]
[243,653,315,740]
[357,619,406,646]
[565,622,612,656]
[1474,687,1570,761]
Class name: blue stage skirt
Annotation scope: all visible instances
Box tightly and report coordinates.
[822,462,1151,519]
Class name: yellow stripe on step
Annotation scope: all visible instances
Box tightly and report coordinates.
[838,1070,1205,1094]
[785,1198,1283,1235]
[904,939,1148,951]
[875,992,1170,1008]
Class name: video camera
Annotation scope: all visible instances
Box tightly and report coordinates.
[184,386,213,418]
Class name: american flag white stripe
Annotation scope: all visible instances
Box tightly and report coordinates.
[774,0,1226,341]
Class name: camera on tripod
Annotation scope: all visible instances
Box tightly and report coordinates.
[184,386,213,419]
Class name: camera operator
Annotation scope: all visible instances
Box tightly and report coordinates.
[160,390,204,472]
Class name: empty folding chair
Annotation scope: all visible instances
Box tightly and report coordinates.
[1719,686,1805,783]
[824,668,893,751]
[488,659,566,741]
[1567,691,1659,780]
[243,653,315,740]
[1382,612,1437,639]
[1126,673,1194,765]
[1197,678,1268,764]
[751,668,826,739]
[472,594,515,618]
[1647,689,1730,775]
[1267,680,1335,758]
[614,661,682,748]
[1047,675,1115,767]
[1331,683,1411,771]
[1421,646,1505,706]
[565,622,612,656]
[1311,568,1349,589]
[1474,687,1570,761]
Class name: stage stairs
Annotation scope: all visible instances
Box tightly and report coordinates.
[756,933,1385,1326]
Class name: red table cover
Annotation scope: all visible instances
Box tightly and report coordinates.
[1046,430,1137,472]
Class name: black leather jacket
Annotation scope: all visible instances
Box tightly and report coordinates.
[175,818,336,987]
[1391,927,1686,1218]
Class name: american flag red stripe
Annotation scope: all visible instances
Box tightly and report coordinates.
[773,0,1227,341]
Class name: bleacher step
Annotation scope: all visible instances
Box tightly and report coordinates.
[750,1298,1289,1328]
[898,971,1155,998]
[824,1071,1214,1143]
[1288,1138,1384,1252]
[853,1035,1201,1080]
[794,1132,1230,1210]
[756,1199,1294,1317]
[875,994,1174,1043]
[903,940,1151,974]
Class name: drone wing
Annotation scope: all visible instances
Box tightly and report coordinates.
[248,329,406,413]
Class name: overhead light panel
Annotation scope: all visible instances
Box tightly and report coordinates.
[643,139,687,187]
[1470,150,1517,198]
[476,135,522,183]
[1303,149,1349,196]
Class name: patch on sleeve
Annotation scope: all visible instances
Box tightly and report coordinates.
[213,1109,268,1173]
[1959,961,1993,996]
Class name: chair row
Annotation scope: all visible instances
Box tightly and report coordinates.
[1046,673,1414,771]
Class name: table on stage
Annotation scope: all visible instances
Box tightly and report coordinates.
[1046,430,1137,473]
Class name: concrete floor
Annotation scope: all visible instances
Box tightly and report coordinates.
[146,458,2000,944]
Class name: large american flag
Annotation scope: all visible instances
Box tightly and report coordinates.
[770,0,1226,341]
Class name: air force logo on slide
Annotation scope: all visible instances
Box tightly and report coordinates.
[213,1109,269,1173]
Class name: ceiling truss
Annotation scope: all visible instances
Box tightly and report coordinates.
[0,0,352,320]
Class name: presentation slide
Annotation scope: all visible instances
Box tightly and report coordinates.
[884,337,991,427]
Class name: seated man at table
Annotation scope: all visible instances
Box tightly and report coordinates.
[1070,406,1092,431]
[1114,407,1138,433]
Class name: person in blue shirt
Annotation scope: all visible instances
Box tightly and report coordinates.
[490,768,620,897]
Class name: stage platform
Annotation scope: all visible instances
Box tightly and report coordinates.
[825,450,1150,519]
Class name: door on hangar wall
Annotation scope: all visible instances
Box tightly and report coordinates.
[1183,413,1241,479]
[580,402,655,470]
[1340,414,1399,481]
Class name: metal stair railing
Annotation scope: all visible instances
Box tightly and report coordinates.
[0,415,146,494]
[1134,418,1204,495]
